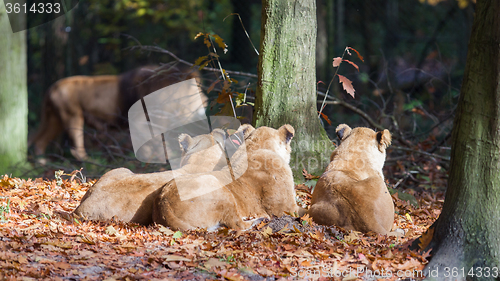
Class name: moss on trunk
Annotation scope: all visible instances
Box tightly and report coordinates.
[254,0,334,181]
[0,2,28,175]
[423,1,500,279]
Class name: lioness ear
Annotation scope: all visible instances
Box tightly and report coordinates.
[336,124,352,141]
[211,129,226,145]
[279,124,295,144]
[178,134,193,152]
[235,124,255,139]
[376,129,392,152]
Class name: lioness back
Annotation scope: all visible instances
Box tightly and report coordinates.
[152,124,299,231]
[307,124,395,235]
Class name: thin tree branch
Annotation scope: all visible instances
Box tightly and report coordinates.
[391,146,450,161]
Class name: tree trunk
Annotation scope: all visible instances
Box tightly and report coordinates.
[422,1,500,279]
[254,0,334,180]
[0,1,28,175]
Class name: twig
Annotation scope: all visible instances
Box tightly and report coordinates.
[224,13,259,56]
[137,46,258,78]
[316,91,385,131]
[391,146,450,161]
[318,47,349,117]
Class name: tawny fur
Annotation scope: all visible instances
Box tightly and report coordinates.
[152,124,299,231]
[29,65,203,162]
[307,124,395,235]
[72,125,255,225]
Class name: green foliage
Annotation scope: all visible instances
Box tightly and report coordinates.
[0,198,10,223]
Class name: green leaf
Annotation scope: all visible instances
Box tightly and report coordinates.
[136,8,146,16]
[194,56,208,66]
[172,231,182,239]
[396,190,419,207]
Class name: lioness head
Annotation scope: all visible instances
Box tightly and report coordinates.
[245,124,294,164]
[178,129,225,167]
[331,124,391,174]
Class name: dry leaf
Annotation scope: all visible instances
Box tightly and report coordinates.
[332,57,343,67]
[418,226,434,250]
[162,255,191,262]
[337,75,355,98]
[342,59,359,71]
[318,111,332,125]
[347,46,364,62]
[204,258,227,269]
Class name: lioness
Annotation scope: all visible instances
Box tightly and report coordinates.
[72,124,255,225]
[307,124,395,235]
[29,64,204,162]
[152,124,299,231]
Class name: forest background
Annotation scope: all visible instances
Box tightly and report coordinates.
[24,0,473,181]
[0,0,486,279]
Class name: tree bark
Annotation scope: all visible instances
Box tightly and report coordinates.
[0,1,28,175]
[254,0,334,180]
[422,1,500,279]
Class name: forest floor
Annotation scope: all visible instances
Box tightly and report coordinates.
[0,171,444,281]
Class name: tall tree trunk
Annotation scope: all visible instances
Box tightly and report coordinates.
[254,0,334,180]
[422,1,500,279]
[0,1,28,175]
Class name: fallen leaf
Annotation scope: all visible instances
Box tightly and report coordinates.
[418,226,434,250]
[54,261,71,270]
[105,225,117,236]
[344,231,361,243]
[262,226,273,237]
[302,169,319,180]
[159,225,175,236]
[162,255,191,262]
[204,257,227,269]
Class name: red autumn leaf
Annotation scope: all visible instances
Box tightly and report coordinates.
[342,59,359,71]
[318,111,332,125]
[302,169,319,180]
[332,57,342,67]
[337,74,355,98]
[347,46,364,62]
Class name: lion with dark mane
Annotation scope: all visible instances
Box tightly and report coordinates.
[29,64,204,162]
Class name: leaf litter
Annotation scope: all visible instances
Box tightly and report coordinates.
[0,174,444,280]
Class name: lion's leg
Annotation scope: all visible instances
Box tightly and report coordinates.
[31,109,64,164]
[59,110,88,161]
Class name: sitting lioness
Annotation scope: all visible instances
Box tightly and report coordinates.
[307,124,395,235]
[72,126,252,225]
[152,124,299,231]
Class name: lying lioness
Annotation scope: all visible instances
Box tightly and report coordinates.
[152,124,299,231]
[73,124,255,225]
[72,128,230,225]
[29,64,204,162]
[307,124,395,235]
